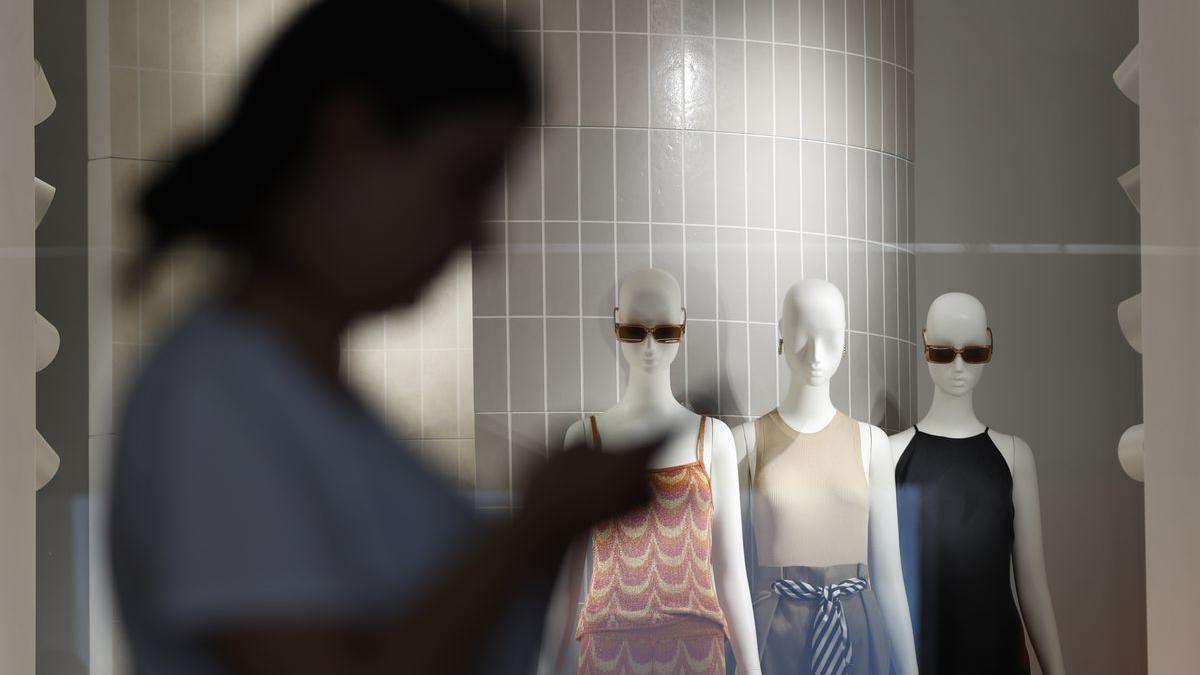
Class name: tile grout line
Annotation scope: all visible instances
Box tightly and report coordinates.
[709,6,721,417]
[680,13,690,410]
[844,0,854,419]
[860,0,872,425]
[509,28,915,75]
[771,0,779,406]
[742,0,752,417]
[822,0,829,313]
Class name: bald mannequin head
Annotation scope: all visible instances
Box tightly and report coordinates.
[779,280,847,386]
[924,292,991,397]
[617,268,683,325]
[616,268,684,375]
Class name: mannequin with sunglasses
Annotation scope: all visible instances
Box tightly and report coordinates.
[890,292,1064,675]
[537,268,761,675]
[732,279,918,675]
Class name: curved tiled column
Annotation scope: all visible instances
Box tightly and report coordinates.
[471,0,916,510]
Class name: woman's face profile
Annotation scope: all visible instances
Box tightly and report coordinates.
[284,98,519,313]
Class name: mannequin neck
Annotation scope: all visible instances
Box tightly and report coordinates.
[777,377,838,432]
[616,366,685,416]
[919,387,987,437]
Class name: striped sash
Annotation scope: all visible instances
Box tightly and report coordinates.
[771,576,869,675]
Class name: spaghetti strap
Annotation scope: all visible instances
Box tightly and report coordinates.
[695,415,708,468]
[589,415,602,451]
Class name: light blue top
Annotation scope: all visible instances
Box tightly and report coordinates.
[110,305,545,674]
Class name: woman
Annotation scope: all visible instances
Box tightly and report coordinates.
[108,3,661,674]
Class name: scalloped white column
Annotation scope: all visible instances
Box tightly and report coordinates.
[1113,42,1143,487]
[2,2,37,669]
[1113,44,1140,105]
[1118,423,1144,482]
[35,311,60,372]
[34,59,55,125]
[1118,164,1140,213]
[1117,293,1142,354]
[34,176,55,227]
[34,59,59,491]
[35,430,60,491]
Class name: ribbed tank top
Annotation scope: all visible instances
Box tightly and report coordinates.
[752,409,870,568]
[576,416,727,636]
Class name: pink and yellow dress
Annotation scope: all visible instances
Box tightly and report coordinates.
[575,415,728,675]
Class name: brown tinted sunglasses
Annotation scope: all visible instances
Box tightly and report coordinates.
[613,307,687,343]
[922,328,994,364]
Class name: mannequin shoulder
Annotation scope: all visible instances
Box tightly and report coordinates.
[863,423,890,444]
[706,417,737,451]
[729,419,755,444]
[986,429,1035,478]
[852,422,889,448]
[563,418,590,449]
[889,427,917,448]
[887,427,917,466]
[706,415,733,436]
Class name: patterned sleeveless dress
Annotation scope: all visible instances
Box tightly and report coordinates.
[575,416,728,675]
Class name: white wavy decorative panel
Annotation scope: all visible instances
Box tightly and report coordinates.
[34,59,55,125]
[34,176,55,228]
[1118,423,1144,482]
[1118,164,1141,213]
[35,430,60,491]
[35,311,60,372]
[1117,293,1142,354]
[1113,44,1140,105]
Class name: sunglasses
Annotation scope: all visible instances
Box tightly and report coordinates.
[922,328,994,364]
[613,307,687,343]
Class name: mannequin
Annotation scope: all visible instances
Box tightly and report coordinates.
[890,292,1065,675]
[537,268,761,675]
[733,279,918,675]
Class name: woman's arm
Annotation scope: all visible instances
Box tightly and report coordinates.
[866,425,919,675]
[710,421,762,675]
[215,438,661,675]
[1011,436,1066,675]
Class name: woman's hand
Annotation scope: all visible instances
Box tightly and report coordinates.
[514,435,663,563]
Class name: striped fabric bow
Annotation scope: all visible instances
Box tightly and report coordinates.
[771,576,869,675]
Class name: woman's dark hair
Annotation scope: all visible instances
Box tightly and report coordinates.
[138,0,531,280]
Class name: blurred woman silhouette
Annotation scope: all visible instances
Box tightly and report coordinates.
[109,3,658,674]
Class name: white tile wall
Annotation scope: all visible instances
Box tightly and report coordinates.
[472,0,917,511]
[93,0,476,488]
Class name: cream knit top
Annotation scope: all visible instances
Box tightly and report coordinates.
[751,409,870,568]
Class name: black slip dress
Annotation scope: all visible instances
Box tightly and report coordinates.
[894,427,1030,675]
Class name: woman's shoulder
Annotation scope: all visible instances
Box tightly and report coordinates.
[120,305,312,440]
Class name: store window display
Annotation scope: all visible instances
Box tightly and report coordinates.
[735,280,919,675]
[891,292,1065,675]
[539,269,761,675]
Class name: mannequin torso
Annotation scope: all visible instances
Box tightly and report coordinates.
[732,280,919,675]
[536,269,761,675]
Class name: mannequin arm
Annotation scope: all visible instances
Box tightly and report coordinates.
[710,422,762,675]
[732,420,756,467]
[866,426,919,675]
[537,421,590,675]
[536,538,587,675]
[1011,437,1065,675]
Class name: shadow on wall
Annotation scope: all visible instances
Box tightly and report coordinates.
[38,651,87,675]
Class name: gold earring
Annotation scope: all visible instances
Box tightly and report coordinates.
[778,338,783,355]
